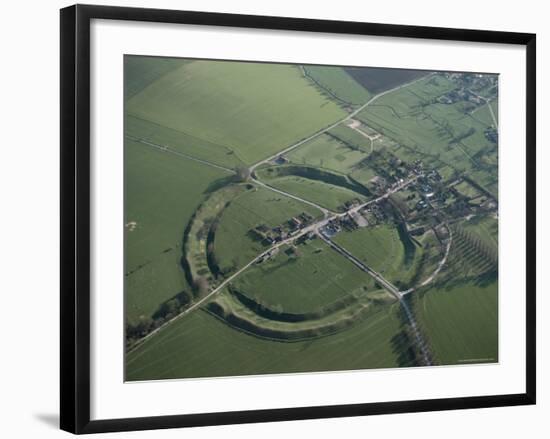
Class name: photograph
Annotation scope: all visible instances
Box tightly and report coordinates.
[123,56,499,381]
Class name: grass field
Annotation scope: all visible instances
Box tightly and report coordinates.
[454,180,482,199]
[126,302,406,380]
[344,67,427,94]
[356,74,497,189]
[214,186,323,272]
[124,58,499,379]
[125,115,246,169]
[184,184,248,290]
[333,225,445,291]
[333,225,402,274]
[287,134,369,174]
[349,165,378,186]
[462,216,498,249]
[328,124,373,153]
[415,279,498,365]
[231,239,376,314]
[126,60,346,165]
[302,65,371,105]
[125,140,230,323]
[472,98,498,128]
[124,55,187,100]
[261,175,367,212]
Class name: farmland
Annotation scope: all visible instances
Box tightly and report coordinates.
[355,74,499,201]
[288,134,369,174]
[125,139,230,323]
[302,65,371,106]
[414,279,498,365]
[214,186,323,273]
[333,225,443,291]
[344,67,428,94]
[472,98,499,128]
[124,55,188,100]
[125,115,246,169]
[126,60,346,165]
[125,57,499,381]
[231,239,375,314]
[126,302,406,381]
[257,165,370,212]
[262,175,366,212]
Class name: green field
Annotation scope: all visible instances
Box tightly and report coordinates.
[454,180,481,198]
[333,225,402,274]
[259,173,367,212]
[183,183,247,291]
[125,58,499,379]
[414,216,498,365]
[288,134,369,174]
[462,216,498,249]
[214,186,322,272]
[302,65,371,106]
[328,124,373,152]
[231,239,375,314]
[126,60,346,165]
[356,74,497,192]
[415,279,498,364]
[472,98,498,128]
[125,140,230,323]
[332,225,441,290]
[126,302,406,380]
[125,115,246,169]
[349,166,378,186]
[124,55,187,100]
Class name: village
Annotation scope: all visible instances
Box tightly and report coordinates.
[249,147,498,264]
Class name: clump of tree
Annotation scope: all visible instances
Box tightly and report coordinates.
[235,166,251,182]
[193,276,210,298]
[126,316,154,346]
[454,225,497,270]
[125,291,192,349]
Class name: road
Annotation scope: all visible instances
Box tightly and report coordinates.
[401,224,453,296]
[127,74,434,355]
[127,176,419,355]
[250,73,432,172]
[318,232,402,299]
[127,241,284,356]
[400,299,433,366]
[346,119,379,153]
[318,227,433,366]
[126,135,235,173]
[253,178,332,217]
[471,93,498,129]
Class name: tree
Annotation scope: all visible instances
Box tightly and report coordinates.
[235,166,251,182]
[193,276,210,297]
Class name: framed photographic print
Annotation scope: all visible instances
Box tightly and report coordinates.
[60,4,536,434]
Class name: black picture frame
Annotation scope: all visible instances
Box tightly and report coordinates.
[60,4,536,434]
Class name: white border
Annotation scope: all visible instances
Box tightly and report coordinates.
[90,19,526,420]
